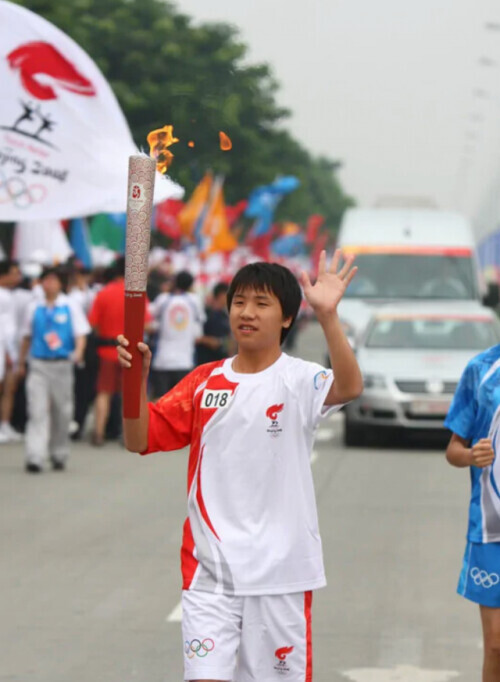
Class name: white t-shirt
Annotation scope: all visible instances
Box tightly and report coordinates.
[0,287,16,356]
[145,353,339,596]
[68,286,95,314]
[151,292,204,371]
[10,288,34,362]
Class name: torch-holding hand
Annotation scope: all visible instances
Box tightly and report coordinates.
[471,438,495,468]
[117,334,151,382]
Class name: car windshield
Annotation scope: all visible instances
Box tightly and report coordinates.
[366,316,498,350]
[343,254,476,300]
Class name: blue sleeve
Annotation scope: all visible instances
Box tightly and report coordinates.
[444,361,477,441]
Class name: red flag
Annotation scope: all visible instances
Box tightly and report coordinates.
[251,234,272,260]
[247,223,279,260]
[225,199,248,227]
[155,198,184,239]
[305,215,325,244]
[311,232,329,277]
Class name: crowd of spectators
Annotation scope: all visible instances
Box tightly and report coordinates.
[0,256,233,472]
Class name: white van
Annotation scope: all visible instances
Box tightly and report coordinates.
[336,208,485,339]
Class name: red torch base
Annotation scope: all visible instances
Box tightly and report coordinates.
[123,290,146,419]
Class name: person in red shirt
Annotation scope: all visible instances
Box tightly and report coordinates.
[88,257,151,446]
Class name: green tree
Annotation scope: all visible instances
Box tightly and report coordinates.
[13,0,355,234]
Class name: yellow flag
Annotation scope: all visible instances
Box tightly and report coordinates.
[203,180,238,254]
[178,173,213,239]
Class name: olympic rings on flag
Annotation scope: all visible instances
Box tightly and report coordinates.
[184,638,215,658]
[0,170,47,209]
[470,567,500,589]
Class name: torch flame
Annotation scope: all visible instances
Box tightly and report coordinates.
[219,131,232,151]
[147,125,179,174]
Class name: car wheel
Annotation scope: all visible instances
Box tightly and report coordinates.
[344,418,367,447]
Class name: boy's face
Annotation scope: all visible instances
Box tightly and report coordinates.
[229,287,292,351]
[41,273,62,298]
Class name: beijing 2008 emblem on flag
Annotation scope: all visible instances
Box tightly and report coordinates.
[0,0,182,220]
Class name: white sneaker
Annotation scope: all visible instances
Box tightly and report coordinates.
[0,429,10,444]
[0,423,22,442]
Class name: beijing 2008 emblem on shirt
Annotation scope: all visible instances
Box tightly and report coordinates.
[266,403,284,438]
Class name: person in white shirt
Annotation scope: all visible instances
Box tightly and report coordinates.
[0,260,22,443]
[118,253,363,682]
[68,265,95,314]
[149,270,205,399]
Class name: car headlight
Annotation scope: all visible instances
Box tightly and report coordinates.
[363,374,387,389]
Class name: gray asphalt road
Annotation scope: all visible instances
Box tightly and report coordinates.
[0,323,481,682]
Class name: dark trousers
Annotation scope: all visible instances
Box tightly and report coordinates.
[73,333,99,439]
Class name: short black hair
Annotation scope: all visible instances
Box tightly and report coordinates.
[227,262,302,344]
[40,266,68,290]
[213,282,229,299]
[0,259,18,277]
[112,256,126,279]
[174,270,194,292]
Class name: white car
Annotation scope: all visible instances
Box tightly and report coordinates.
[336,207,488,343]
[344,302,500,446]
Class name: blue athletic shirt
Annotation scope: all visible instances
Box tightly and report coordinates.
[24,293,91,360]
[444,344,500,543]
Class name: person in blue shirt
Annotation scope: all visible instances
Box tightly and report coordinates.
[445,345,499,682]
[19,266,90,473]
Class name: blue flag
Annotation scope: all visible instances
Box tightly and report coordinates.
[245,176,300,237]
[271,233,305,257]
[69,218,92,268]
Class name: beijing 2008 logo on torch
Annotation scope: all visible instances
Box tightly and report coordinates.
[128,182,146,210]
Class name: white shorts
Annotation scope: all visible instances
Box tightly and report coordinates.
[181,589,313,682]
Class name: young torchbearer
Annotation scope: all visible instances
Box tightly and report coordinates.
[118,251,363,682]
[445,344,500,682]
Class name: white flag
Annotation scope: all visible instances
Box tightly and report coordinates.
[13,220,72,264]
[0,0,183,221]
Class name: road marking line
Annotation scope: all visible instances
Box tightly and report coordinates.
[166,600,182,622]
[341,665,459,681]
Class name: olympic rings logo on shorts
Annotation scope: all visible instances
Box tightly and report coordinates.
[184,638,215,658]
[470,567,500,589]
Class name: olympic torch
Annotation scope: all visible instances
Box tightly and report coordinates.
[123,126,179,418]
[122,153,156,418]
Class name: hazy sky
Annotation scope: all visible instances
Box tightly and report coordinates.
[177,0,500,238]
